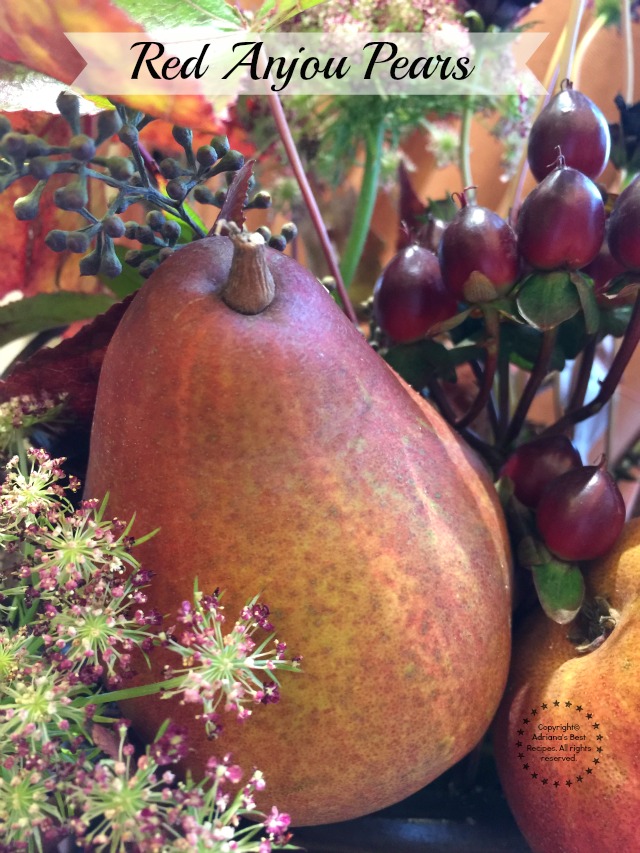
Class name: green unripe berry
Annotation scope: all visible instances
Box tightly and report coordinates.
[45,230,69,252]
[139,258,159,278]
[28,156,55,180]
[118,124,139,148]
[281,222,298,242]
[124,222,139,240]
[248,191,271,210]
[135,225,157,245]
[79,248,102,276]
[54,181,88,211]
[172,126,193,148]
[166,178,189,201]
[193,185,216,204]
[159,158,183,179]
[14,188,42,221]
[124,249,145,267]
[102,215,126,238]
[66,231,92,253]
[2,132,27,160]
[268,235,287,252]
[211,135,230,156]
[24,135,49,157]
[107,156,134,181]
[160,220,181,244]
[69,134,96,161]
[96,110,123,144]
[196,145,218,168]
[100,239,123,277]
[145,210,165,231]
[56,91,80,131]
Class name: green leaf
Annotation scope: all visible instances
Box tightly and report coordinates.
[602,271,640,298]
[556,312,588,360]
[113,0,241,31]
[384,340,483,388]
[570,271,600,335]
[532,559,585,625]
[501,324,565,373]
[100,247,145,300]
[428,307,472,336]
[516,271,582,331]
[0,293,115,348]
[255,0,329,29]
[600,304,633,338]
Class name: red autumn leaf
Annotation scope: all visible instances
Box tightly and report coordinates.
[0,295,134,426]
[0,1,218,131]
[212,159,256,233]
[397,160,426,250]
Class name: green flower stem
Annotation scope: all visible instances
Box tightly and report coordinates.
[339,119,385,290]
[562,0,589,81]
[572,14,607,89]
[459,98,474,190]
[73,675,187,708]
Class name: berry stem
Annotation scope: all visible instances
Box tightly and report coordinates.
[566,333,597,418]
[543,292,640,437]
[497,342,511,442]
[455,307,499,430]
[504,327,558,447]
[571,14,606,89]
[459,99,474,190]
[428,378,502,469]
[562,0,588,82]
[339,120,385,290]
[265,89,358,325]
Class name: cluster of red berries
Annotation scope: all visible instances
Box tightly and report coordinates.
[501,435,625,563]
[372,80,639,343]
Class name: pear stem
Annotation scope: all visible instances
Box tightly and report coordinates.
[220,222,275,315]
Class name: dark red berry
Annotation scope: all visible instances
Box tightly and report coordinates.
[581,238,626,297]
[607,176,640,271]
[527,81,611,182]
[373,245,456,343]
[501,435,582,509]
[438,193,519,301]
[517,163,605,270]
[536,462,626,561]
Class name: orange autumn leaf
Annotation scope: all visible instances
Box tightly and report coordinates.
[0,0,219,130]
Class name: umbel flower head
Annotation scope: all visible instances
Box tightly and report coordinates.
[0,417,300,851]
[162,589,302,738]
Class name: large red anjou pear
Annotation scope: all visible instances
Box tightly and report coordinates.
[85,227,512,826]
[493,520,640,852]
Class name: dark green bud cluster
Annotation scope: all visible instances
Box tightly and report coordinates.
[0,96,282,284]
[255,221,298,253]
